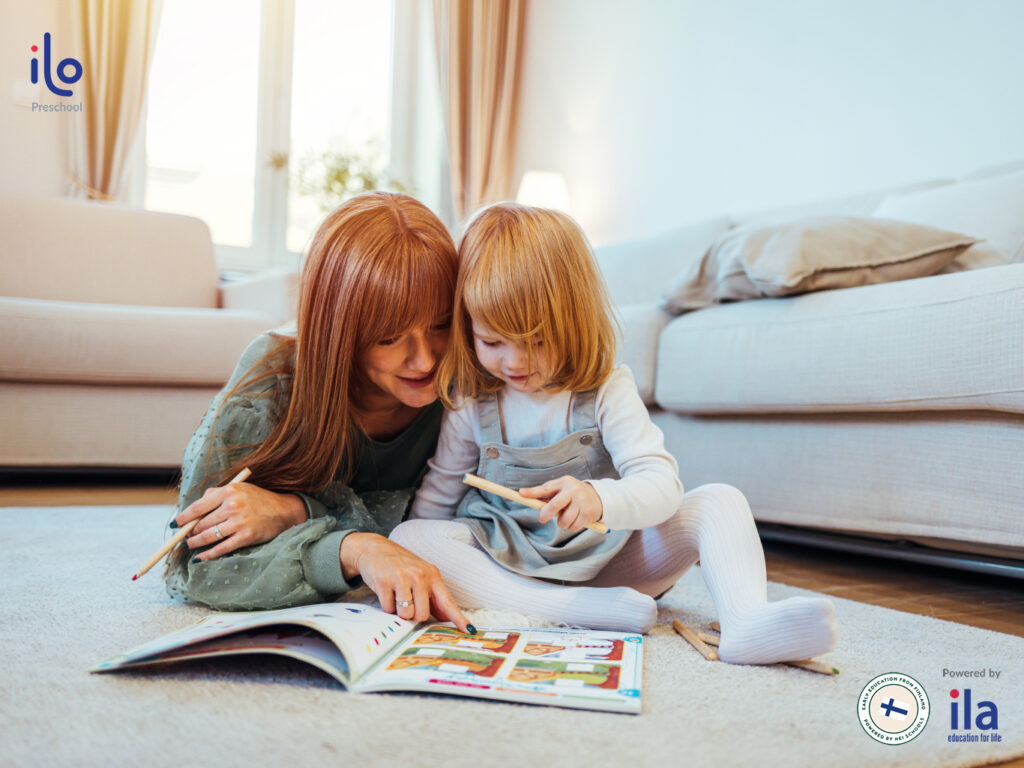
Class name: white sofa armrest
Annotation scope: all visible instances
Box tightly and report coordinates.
[220,269,299,325]
[613,303,672,405]
[594,217,731,306]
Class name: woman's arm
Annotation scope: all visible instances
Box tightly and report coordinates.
[165,336,471,630]
[165,334,362,608]
[168,403,466,622]
[339,532,469,628]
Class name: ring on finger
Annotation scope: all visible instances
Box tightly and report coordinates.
[212,523,224,539]
[395,600,413,608]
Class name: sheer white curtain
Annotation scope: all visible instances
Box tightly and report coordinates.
[433,0,526,224]
[67,0,163,201]
[391,0,455,228]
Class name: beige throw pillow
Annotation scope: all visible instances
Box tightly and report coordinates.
[661,216,977,314]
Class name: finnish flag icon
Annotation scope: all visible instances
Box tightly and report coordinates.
[878,696,911,721]
[859,674,930,744]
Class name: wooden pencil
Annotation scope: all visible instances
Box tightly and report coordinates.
[671,619,719,661]
[132,468,252,581]
[698,626,838,675]
[786,659,840,676]
[463,473,610,534]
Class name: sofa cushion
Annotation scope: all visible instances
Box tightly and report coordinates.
[0,298,276,386]
[661,216,976,313]
[655,262,1024,415]
[613,304,672,405]
[0,194,219,308]
[873,170,1024,261]
[0,381,220,467]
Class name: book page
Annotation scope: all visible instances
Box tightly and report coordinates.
[356,624,643,713]
[92,603,414,682]
[103,628,354,686]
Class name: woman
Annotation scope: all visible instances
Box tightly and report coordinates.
[165,192,471,632]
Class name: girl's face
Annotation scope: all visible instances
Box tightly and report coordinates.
[471,316,551,394]
[360,314,451,410]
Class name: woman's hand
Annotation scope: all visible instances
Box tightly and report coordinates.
[341,532,474,634]
[172,482,308,562]
[520,476,604,532]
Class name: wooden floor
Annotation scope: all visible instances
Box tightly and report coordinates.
[762,539,1024,638]
[4,477,1022,766]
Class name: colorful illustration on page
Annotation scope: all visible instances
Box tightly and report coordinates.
[507,659,621,689]
[385,648,505,678]
[521,635,625,662]
[413,625,520,654]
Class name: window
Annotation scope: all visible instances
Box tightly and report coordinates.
[144,0,395,270]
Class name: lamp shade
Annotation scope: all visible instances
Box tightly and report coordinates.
[516,171,571,211]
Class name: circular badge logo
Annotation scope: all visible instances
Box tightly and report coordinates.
[858,672,930,744]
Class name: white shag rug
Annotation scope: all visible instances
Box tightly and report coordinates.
[1,505,1021,768]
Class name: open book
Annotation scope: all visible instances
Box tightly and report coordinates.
[92,603,643,714]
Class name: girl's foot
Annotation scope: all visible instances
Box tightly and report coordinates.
[717,596,837,665]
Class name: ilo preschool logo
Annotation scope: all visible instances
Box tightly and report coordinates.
[30,32,84,112]
[857,672,930,745]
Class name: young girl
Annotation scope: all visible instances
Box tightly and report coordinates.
[389,203,837,664]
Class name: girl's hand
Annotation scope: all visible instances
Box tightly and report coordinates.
[520,476,604,532]
[173,482,308,562]
[341,533,474,633]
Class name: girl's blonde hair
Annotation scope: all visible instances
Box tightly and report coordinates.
[438,202,618,408]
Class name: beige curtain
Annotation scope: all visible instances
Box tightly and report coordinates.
[434,0,526,222]
[68,0,162,201]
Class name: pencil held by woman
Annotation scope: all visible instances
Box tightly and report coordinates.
[133,468,252,581]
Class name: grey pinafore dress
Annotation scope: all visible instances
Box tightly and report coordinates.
[455,388,632,582]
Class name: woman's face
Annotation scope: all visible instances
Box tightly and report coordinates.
[360,315,451,410]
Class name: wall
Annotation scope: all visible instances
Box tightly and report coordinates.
[0,0,67,198]
[7,0,1024,229]
[514,0,1024,245]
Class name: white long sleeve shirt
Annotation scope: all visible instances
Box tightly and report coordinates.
[411,365,684,531]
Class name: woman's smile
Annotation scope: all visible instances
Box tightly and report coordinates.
[397,371,436,389]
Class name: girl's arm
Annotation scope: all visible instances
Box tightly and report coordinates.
[586,365,685,530]
[410,405,479,519]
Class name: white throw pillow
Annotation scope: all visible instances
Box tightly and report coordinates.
[593,217,731,306]
[873,170,1024,262]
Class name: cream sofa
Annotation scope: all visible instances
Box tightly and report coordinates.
[600,161,1024,572]
[0,195,297,469]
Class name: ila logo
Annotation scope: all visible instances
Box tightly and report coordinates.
[30,33,83,97]
[950,689,999,731]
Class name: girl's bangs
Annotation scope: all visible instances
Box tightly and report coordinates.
[462,267,546,341]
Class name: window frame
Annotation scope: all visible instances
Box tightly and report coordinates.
[139,0,443,272]
[217,0,295,272]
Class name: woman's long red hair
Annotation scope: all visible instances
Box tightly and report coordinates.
[201,192,458,493]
